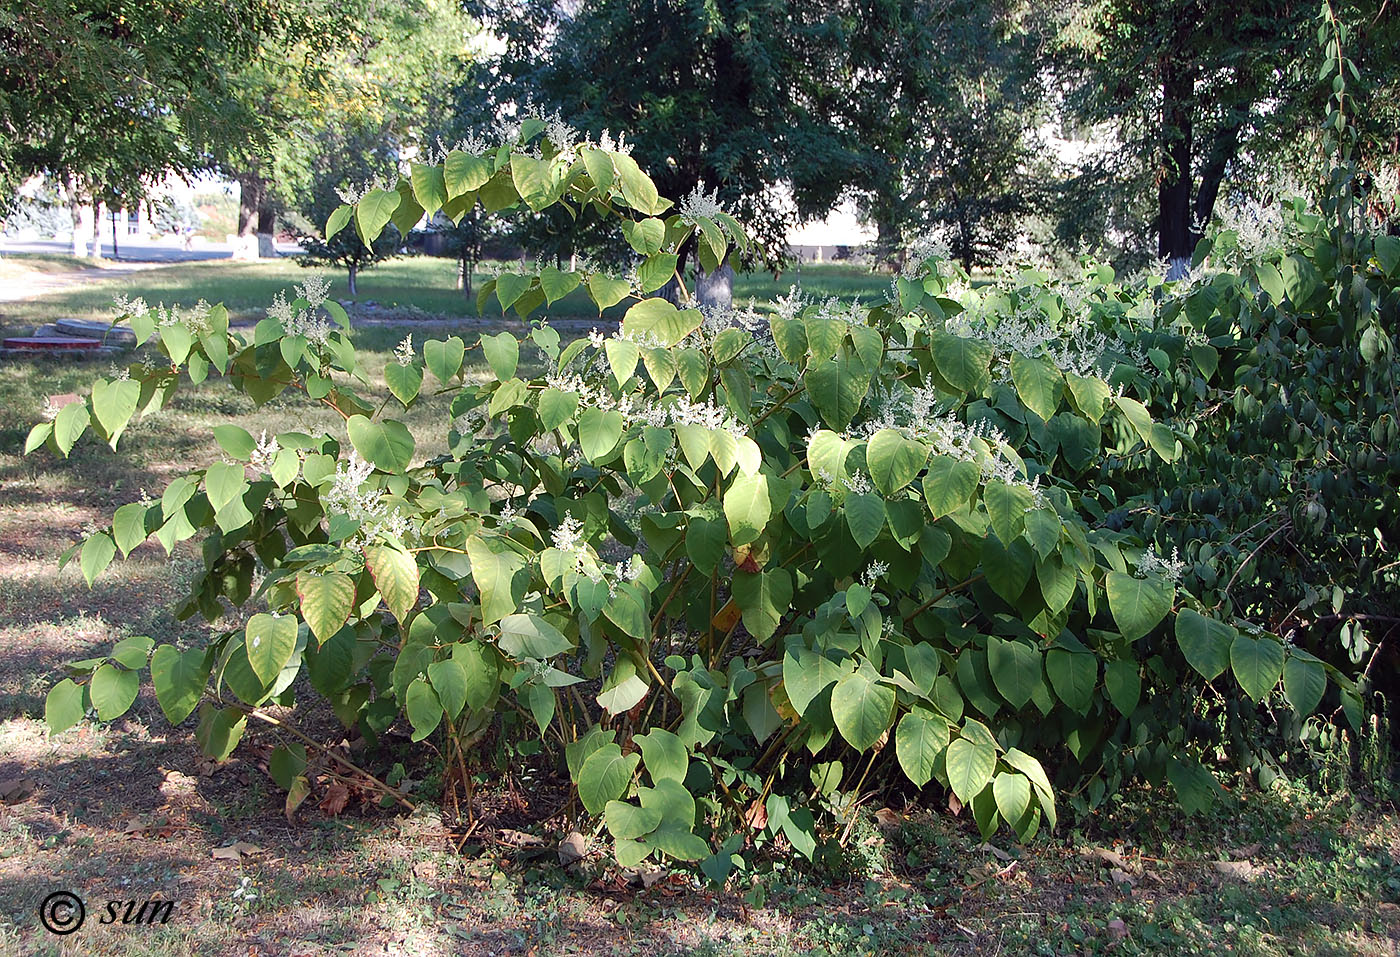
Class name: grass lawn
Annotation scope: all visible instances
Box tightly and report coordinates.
[0,269,1396,955]
[0,256,891,339]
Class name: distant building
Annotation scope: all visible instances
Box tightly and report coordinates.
[2,171,234,255]
[786,199,876,263]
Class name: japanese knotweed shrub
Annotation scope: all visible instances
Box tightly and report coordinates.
[1111,213,1399,791]
[28,118,1346,876]
[919,213,1395,808]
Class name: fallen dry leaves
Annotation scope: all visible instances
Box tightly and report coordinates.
[0,777,36,804]
[318,782,351,816]
[211,841,263,861]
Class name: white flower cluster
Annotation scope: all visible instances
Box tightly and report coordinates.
[480,106,591,161]
[804,294,869,330]
[296,274,332,311]
[429,116,633,166]
[942,278,974,304]
[335,176,394,206]
[1169,262,1219,296]
[420,136,453,167]
[1043,322,1113,379]
[185,301,214,337]
[678,185,724,223]
[775,285,805,322]
[595,129,633,155]
[394,335,414,366]
[1052,280,1093,321]
[323,452,412,545]
[140,299,212,338]
[842,470,872,495]
[617,553,646,583]
[990,246,1051,287]
[493,114,525,149]
[1216,197,1287,262]
[947,298,1117,380]
[860,560,889,587]
[551,514,585,553]
[624,263,647,299]
[548,515,644,597]
[851,384,1043,501]
[1136,546,1185,582]
[547,368,746,438]
[542,111,581,163]
[694,300,768,341]
[613,325,665,350]
[899,230,954,280]
[107,362,130,382]
[457,131,496,156]
[947,306,1051,359]
[267,289,293,326]
[248,431,279,473]
[267,289,332,347]
[113,294,149,318]
[561,323,750,434]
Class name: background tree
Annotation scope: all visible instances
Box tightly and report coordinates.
[422,70,512,298]
[484,0,882,272]
[1262,0,1400,230]
[838,1,1048,269]
[1048,0,1318,272]
[823,1,1047,268]
[485,1,1061,274]
[215,0,480,257]
[0,0,281,252]
[291,124,403,295]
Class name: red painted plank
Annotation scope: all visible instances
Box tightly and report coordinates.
[3,337,104,350]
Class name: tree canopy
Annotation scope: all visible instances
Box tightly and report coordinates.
[0,0,279,212]
[485,0,899,268]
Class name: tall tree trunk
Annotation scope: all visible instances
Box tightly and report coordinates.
[235,173,265,259]
[347,263,358,296]
[956,205,974,273]
[1193,122,1243,237]
[457,251,475,297]
[90,201,103,260]
[1158,59,1197,278]
[66,174,86,257]
[875,215,903,273]
[696,264,734,312]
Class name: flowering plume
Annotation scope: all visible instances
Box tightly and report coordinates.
[678,185,723,223]
[323,452,412,545]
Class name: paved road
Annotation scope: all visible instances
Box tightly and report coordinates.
[0,238,304,303]
[2,237,303,263]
